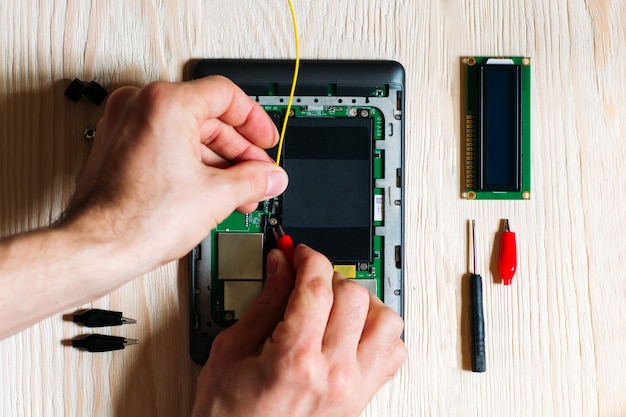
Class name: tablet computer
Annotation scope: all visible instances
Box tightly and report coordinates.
[189,59,405,364]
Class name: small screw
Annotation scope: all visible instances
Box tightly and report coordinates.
[84,126,96,140]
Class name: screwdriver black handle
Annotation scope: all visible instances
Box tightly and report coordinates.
[72,334,127,352]
[470,273,486,372]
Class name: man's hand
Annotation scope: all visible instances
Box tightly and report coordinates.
[192,245,407,417]
[0,77,288,338]
[63,76,288,271]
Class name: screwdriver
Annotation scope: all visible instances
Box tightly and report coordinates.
[498,219,517,285]
[469,220,486,373]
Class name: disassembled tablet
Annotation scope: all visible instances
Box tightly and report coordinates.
[189,59,405,364]
[464,56,531,200]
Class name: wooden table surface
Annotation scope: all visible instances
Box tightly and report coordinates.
[1,1,625,416]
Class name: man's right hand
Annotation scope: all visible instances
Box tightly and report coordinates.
[192,245,407,417]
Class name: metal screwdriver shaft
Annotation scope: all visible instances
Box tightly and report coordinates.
[470,220,486,372]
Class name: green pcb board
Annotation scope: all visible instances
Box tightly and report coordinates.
[206,104,386,327]
[464,56,531,200]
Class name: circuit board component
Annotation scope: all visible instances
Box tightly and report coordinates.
[464,56,531,200]
[217,233,264,319]
[217,233,264,280]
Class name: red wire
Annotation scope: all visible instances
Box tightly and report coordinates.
[276,234,295,269]
[272,225,295,268]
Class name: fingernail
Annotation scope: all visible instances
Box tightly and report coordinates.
[265,169,288,198]
[266,251,279,278]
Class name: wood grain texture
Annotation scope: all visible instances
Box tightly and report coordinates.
[1,1,625,416]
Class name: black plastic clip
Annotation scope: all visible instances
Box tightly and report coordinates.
[64,78,109,105]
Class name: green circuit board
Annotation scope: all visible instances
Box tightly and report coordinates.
[464,56,531,200]
[208,105,386,326]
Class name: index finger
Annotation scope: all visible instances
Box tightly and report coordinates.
[271,245,335,351]
[183,75,279,149]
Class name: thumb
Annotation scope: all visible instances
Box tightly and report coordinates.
[230,249,295,350]
[212,160,288,214]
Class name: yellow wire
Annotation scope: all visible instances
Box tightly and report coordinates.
[275,0,300,166]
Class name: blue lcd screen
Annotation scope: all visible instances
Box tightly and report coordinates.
[479,65,521,191]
